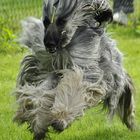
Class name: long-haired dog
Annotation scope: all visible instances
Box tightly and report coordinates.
[13,0,135,140]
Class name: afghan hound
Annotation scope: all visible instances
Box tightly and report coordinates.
[13,0,135,140]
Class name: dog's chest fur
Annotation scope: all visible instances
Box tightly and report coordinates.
[66,27,103,83]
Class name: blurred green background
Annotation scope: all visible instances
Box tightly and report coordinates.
[0,0,140,140]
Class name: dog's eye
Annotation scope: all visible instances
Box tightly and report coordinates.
[56,18,66,27]
[61,31,66,36]
[43,16,50,28]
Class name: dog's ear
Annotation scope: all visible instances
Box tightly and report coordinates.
[95,9,113,24]
[43,0,53,28]
[90,0,113,25]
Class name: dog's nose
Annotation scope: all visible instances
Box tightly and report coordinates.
[48,46,57,53]
[51,120,65,132]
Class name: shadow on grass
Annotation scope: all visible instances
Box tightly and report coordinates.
[61,128,139,140]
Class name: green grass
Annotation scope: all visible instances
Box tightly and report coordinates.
[0,0,42,32]
[0,0,140,140]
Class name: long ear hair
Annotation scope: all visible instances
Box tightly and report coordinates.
[91,0,113,24]
[43,0,112,28]
[66,0,113,27]
[42,0,53,28]
[117,73,135,130]
[85,0,113,24]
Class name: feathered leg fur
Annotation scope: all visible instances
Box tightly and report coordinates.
[117,73,135,130]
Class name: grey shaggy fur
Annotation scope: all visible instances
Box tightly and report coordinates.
[14,0,135,140]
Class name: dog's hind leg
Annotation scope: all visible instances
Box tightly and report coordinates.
[117,74,135,130]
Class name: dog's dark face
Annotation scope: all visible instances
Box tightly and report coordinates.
[43,0,113,53]
[43,22,66,53]
[43,0,77,53]
[43,18,70,53]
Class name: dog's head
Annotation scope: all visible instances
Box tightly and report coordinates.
[43,0,78,53]
[43,0,113,53]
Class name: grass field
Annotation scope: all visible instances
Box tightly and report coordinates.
[0,0,140,140]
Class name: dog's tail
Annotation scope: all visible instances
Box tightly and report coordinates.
[117,73,135,130]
